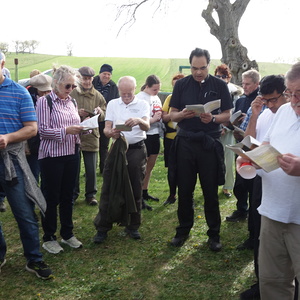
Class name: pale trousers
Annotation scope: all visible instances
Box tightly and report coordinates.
[220,130,234,190]
[259,216,300,300]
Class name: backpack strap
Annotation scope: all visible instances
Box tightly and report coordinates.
[45,95,76,113]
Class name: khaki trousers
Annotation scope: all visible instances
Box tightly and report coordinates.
[259,216,300,300]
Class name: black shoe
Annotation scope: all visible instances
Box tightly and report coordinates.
[124,228,141,240]
[226,210,248,222]
[163,195,176,206]
[170,235,189,247]
[236,238,254,251]
[143,194,159,202]
[207,237,222,252]
[142,199,153,211]
[26,261,53,280]
[240,282,260,299]
[93,231,108,244]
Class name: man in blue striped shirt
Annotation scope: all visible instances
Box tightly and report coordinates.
[0,52,53,279]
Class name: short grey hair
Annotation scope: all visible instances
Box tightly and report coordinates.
[242,69,261,84]
[285,62,300,82]
[51,65,78,90]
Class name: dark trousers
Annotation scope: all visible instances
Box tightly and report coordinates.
[99,122,110,174]
[252,175,262,279]
[74,151,98,200]
[40,148,79,242]
[163,137,176,196]
[95,145,147,232]
[233,172,254,213]
[175,136,221,239]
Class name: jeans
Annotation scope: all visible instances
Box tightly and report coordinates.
[0,156,43,262]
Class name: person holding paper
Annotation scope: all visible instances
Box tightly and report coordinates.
[37,65,84,254]
[237,63,300,300]
[169,48,233,251]
[70,66,106,206]
[93,76,150,243]
[237,75,287,300]
[226,69,261,223]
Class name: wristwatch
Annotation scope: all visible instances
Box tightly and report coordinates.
[212,116,216,123]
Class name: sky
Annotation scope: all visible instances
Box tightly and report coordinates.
[2,0,300,63]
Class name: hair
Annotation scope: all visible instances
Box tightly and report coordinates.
[242,69,261,84]
[259,75,286,95]
[285,62,300,82]
[52,65,78,90]
[30,69,41,78]
[141,74,160,91]
[214,64,232,79]
[117,76,137,88]
[189,48,211,65]
[172,73,185,82]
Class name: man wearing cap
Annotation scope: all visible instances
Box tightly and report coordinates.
[71,66,106,205]
[93,64,119,173]
[26,74,53,182]
[0,52,53,279]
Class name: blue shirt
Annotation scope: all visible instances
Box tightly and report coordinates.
[0,76,36,134]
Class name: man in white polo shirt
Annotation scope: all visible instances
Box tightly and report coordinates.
[93,76,150,243]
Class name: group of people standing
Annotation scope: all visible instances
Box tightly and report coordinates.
[0,48,300,300]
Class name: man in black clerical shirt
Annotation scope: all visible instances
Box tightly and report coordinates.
[169,48,233,251]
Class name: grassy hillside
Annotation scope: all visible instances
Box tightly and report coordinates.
[4,53,292,93]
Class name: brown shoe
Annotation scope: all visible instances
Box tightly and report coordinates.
[85,197,98,206]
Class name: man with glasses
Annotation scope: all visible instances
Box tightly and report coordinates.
[239,75,287,300]
[237,62,300,300]
[169,48,233,251]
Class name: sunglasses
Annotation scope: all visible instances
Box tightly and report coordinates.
[215,75,228,79]
[65,84,77,90]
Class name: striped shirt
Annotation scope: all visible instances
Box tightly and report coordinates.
[36,91,81,159]
[0,77,37,134]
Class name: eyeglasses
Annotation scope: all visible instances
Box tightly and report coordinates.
[283,91,300,101]
[191,65,208,71]
[215,75,228,79]
[261,94,283,104]
[65,84,77,90]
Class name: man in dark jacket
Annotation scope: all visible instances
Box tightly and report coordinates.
[93,64,119,173]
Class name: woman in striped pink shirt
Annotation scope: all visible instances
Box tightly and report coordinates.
[36,65,84,255]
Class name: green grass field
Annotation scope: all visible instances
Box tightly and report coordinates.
[4,53,292,93]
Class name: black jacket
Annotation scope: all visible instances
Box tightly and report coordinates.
[92,76,119,103]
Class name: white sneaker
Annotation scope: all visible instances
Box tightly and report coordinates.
[42,240,64,254]
[61,236,82,249]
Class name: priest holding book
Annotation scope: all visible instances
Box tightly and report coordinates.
[169,48,233,251]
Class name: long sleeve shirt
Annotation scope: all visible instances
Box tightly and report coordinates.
[36,91,81,159]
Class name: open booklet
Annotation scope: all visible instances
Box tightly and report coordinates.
[185,99,220,115]
[80,114,100,130]
[226,135,282,173]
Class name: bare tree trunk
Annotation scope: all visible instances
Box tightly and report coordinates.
[202,0,258,85]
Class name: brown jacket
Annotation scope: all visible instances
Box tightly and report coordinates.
[71,87,106,152]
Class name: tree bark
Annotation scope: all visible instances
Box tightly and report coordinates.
[202,0,258,85]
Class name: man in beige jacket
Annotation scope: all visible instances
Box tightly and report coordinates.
[71,66,106,205]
